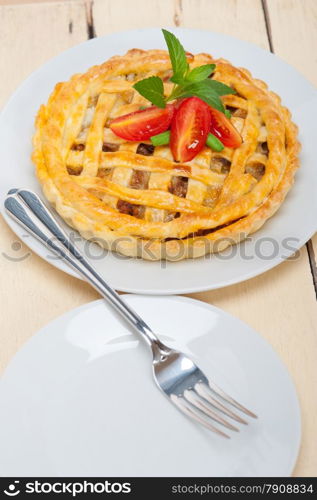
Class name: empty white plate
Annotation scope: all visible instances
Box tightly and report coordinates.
[0,28,316,294]
[0,295,300,477]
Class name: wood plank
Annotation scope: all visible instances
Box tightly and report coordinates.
[0,1,71,5]
[178,0,270,49]
[265,0,317,287]
[0,222,98,373]
[0,0,87,108]
[92,0,175,34]
[265,0,317,86]
[307,239,317,297]
[0,0,98,374]
[93,0,270,50]
[311,233,317,285]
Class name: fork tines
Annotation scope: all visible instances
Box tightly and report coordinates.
[172,382,257,439]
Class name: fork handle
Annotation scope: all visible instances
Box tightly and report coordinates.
[4,189,161,349]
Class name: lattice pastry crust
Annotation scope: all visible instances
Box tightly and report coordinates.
[33,49,300,260]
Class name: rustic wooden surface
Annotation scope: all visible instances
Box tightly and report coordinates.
[0,0,316,476]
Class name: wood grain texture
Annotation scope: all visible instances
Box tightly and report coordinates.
[93,0,270,49]
[264,0,317,290]
[0,0,316,477]
[0,0,98,372]
[265,0,317,86]
[0,222,98,373]
[92,0,175,34]
[0,0,87,108]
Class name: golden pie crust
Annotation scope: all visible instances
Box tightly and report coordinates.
[33,49,300,260]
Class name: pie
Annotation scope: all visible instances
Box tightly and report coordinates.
[33,48,300,260]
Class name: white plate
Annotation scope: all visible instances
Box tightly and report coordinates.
[1,28,316,294]
[0,295,300,477]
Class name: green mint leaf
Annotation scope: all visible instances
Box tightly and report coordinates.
[162,29,189,81]
[186,64,216,82]
[198,92,225,112]
[167,81,227,112]
[207,79,236,96]
[133,76,166,108]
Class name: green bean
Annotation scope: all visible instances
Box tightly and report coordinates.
[150,130,171,146]
[206,133,224,151]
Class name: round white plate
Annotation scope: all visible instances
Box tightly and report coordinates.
[1,28,316,294]
[0,295,300,477]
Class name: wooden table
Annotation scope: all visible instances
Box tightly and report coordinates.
[0,0,316,477]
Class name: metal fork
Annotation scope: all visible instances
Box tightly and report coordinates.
[5,188,257,438]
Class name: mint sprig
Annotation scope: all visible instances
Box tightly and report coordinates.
[167,79,234,112]
[185,64,216,83]
[132,29,235,112]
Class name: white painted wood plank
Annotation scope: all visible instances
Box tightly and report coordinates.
[0,0,87,107]
[0,0,96,374]
[265,0,317,277]
[93,0,269,50]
